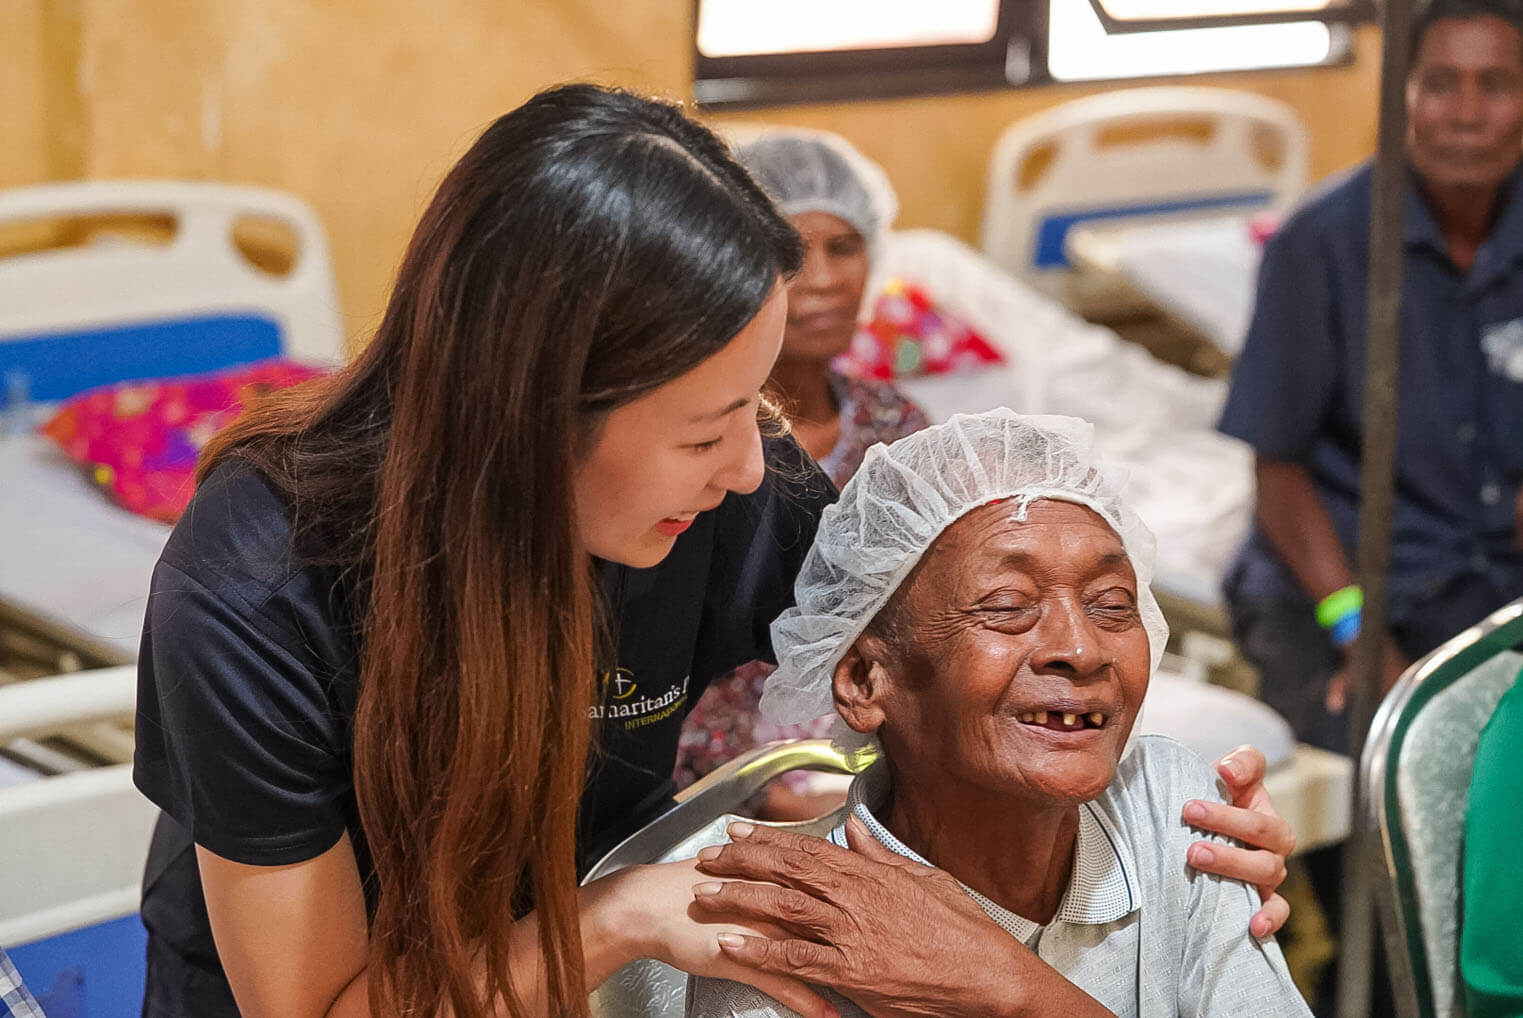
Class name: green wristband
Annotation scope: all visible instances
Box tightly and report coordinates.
[1316,585,1364,629]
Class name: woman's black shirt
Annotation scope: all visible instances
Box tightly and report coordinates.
[132,437,833,1016]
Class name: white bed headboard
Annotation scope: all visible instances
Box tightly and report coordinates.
[980,86,1308,299]
[0,180,344,401]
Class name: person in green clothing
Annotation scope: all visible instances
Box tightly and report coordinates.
[1462,667,1523,1018]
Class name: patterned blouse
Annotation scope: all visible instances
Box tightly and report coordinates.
[674,371,930,790]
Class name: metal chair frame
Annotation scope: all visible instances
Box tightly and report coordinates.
[1361,596,1523,1018]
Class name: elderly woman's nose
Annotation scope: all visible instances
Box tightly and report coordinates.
[797,245,837,290]
[1030,598,1107,677]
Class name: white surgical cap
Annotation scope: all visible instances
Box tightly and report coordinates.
[762,409,1169,752]
[737,131,898,250]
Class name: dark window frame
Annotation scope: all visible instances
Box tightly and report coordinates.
[693,0,1374,110]
[694,2,1045,109]
[1085,0,1378,33]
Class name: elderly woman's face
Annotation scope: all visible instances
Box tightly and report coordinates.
[841,499,1151,806]
[783,211,869,363]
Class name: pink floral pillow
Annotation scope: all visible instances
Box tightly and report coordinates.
[835,279,1005,381]
[41,358,329,522]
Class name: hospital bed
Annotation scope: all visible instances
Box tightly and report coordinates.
[0,180,344,666]
[1066,212,1265,358]
[0,666,157,1018]
[0,181,342,1013]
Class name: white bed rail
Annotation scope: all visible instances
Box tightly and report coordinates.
[0,180,343,366]
[0,666,156,946]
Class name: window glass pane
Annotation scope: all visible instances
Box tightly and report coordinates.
[1047,0,1333,81]
[696,0,1000,58]
[1095,0,1334,16]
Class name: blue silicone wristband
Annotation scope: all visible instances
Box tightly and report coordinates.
[1329,610,1362,649]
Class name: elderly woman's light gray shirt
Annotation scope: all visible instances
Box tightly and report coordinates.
[685,736,1311,1018]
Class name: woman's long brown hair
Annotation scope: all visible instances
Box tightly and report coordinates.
[197,85,801,1017]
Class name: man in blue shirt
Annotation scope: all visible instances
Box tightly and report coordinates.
[1220,0,1523,756]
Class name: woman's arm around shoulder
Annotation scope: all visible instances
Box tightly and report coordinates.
[1134,741,1309,1018]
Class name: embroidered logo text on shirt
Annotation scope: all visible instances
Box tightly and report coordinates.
[589,670,690,730]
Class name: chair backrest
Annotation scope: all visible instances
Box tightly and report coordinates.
[0,180,343,402]
[979,86,1307,301]
[583,740,861,1018]
[1362,598,1523,1018]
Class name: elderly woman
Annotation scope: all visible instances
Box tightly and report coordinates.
[686,411,1311,1017]
[676,132,930,812]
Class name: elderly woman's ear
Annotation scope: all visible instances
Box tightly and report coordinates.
[832,639,893,736]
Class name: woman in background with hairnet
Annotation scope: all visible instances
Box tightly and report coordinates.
[675,132,930,817]
[685,410,1311,1017]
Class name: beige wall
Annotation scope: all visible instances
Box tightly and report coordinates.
[1,2,47,191]
[709,26,1382,250]
[4,5,1379,350]
[65,0,693,345]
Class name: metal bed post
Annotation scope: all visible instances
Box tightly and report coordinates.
[1339,0,1416,1014]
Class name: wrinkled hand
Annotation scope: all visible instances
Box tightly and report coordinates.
[1183,746,1296,938]
[599,858,836,1018]
[691,819,1110,1018]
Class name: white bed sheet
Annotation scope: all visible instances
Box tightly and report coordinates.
[0,432,169,660]
[879,229,1252,606]
[1109,216,1261,357]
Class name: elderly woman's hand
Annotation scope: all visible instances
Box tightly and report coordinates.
[1184,745,1296,937]
[594,858,840,1018]
[692,819,1116,1018]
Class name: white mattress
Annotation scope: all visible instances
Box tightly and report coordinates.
[1110,216,1261,357]
[0,432,169,660]
[880,229,1253,606]
[1140,670,1295,771]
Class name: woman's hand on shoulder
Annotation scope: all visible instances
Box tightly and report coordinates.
[590,857,840,1018]
[1184,745,1296,937]
[690,820,1114,1018]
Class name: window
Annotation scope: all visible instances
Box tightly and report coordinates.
[1085,0,1369,30]
[1046,0,1348,83]
[1099,0,1336,14]
[693,0,1025,107]
[696,0,1002,58]
[693,0,1371,109]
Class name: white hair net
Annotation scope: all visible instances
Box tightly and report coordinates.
[762,409,1169,752]
[736,131,898,250]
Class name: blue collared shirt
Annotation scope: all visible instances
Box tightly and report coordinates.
[1220,160,1523,619]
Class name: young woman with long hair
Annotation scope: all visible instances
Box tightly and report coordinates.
[134,84,1297,1018]
[135,83,835,1018]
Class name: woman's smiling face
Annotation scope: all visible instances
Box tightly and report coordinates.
[837,498,1152,808]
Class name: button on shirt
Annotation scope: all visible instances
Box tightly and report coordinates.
[1220,162,1523,619]
[686,737,1309,1018]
